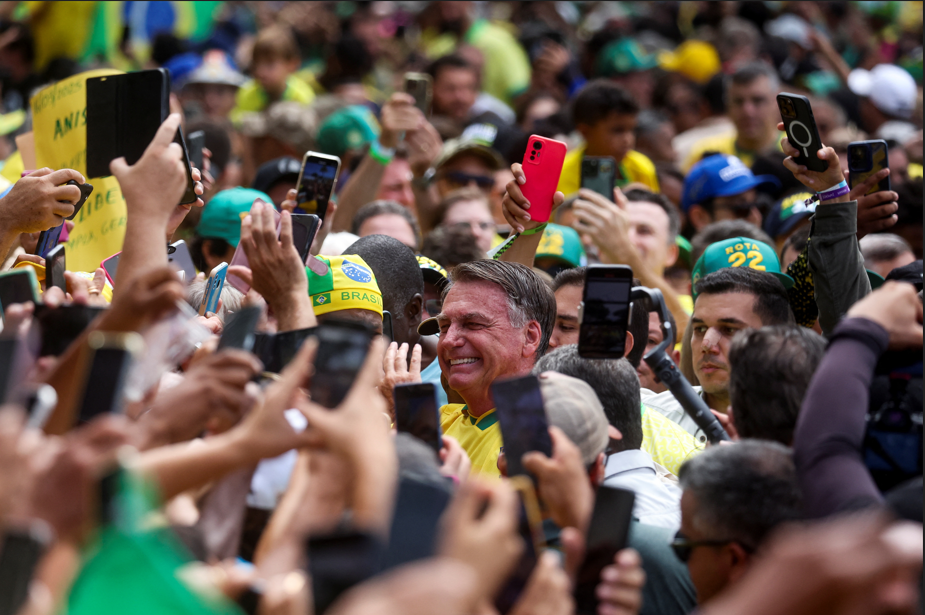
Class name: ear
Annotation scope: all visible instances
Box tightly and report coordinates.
[575,122,592,141]
[669,346,681,366]
[589,452,606,487]
[688,205,713,232]
[522,320,543,358]
[727,542,752,585]
[607,425,623,441]
[665,241,680,268]
[405,293,423,327]
[623,331,635,359]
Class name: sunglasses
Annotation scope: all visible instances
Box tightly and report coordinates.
[424,299,443,317]
[670,530,740,563]
[439,171,495,190]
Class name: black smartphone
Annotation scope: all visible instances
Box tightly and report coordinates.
[33,303,106,357]
[64,180,93,220]
[777,93,827,173]
[187,129,205,171]
[295,152,341,224]
[381,477,452,570]
[848,139,890,195]
[174,126,199,206]
[86,69,170,178]
[578,265,633,359]
[404,72,433,115]
[581,156,616,199]
[491,374,552,478]
[76,331,142,425]
[0,338,19,403]
[381,310,393,342]
[168,240,197,281]
[310,320,375,409]
[0,268,39,315]
[393,382,442,453]
[253,326,317,374]
[0,523,53,615]
[218,306,263,352]
[290,213,321,264]
[574,486,636,615]
[45,244,66,293]
[34,223,63,259]
[307,531,383,615]
[494,477,544,614]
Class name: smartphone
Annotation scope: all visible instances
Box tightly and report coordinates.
[581,156,616,199]
[777,93,827,173]
[75,331,143,425]
[174,125,199,205]
[847,140,890,195]
[381,310,393,342]
[34,223,63,259]
[45,244,66,293]
[199,262,228,316]
[86,69,170,178]
[0,523,53,615]
[33,303,107,357]
[290,213,321,264]
[0,268,39,315]
[494,476,545,614]
[226,200,281,294]
[63,180,93,220]
[295,152,341,223]
[381,477,452,570]
[218,306,262,352]
[310,320,375,409]
[307,531,383,615]
[168,240,198,281]
[521,135,568,223]
[491,374,552,478]
[574,486,636,615]
[253,326,316,375]
[101,252,121,287]
[578,265,633,359]
[393,382,442,453]
[187,129,205,171]
[404,72,433,115]
[0,338,20,403]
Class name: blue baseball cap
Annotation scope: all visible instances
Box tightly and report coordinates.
[682,154,780,212]
[763,189,815,240]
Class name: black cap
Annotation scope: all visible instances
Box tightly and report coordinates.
[885,259,923,291]
[252,157,302,196]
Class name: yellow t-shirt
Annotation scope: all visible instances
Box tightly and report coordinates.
[557,146,659,196]
[682,132,785,173]
[441,404,503,477]
[640,403,703,476]
[232,75,315,123]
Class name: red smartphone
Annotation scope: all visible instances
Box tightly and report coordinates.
[520,135,567,224]
[101,252,121,287]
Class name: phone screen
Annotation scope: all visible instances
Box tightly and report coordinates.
[381,477,451,570]
[848,140,890,195]
[35,224,64,258]
[310,321,375,409]
[187,130,205,170]
[307,531,383,615]
[296,155,339,221]
[0,269,38,314]
[381,311,393,342]
[574,487,636,614]
[45,245,66,292]
[33,304,107,357]
[492,375,552,478]
[218,306,262,352]
[101,252,121,285]
[290,214,320,263]
[77,340,135,424]
[394,383,442,453]
[579,266,633,359]
[404,74,432,114]
[581,157,616,199]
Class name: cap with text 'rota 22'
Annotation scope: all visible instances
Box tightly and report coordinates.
[691,237,794,299]
[305,254,383,317]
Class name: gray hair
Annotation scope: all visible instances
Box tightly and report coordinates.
[351,200,422,250]
[860,233,914,270]
[186,279,245,321]
[726,60,780,98]
[446,260,556,360]
[534,345,643,450]
[678,441,801,548]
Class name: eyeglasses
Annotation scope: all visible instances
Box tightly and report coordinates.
[438,171,495,190]
[670,530,744,563]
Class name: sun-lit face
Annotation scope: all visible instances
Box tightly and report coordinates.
[626,201,677,276]
[548,284,582,351]
[690,292,763,395]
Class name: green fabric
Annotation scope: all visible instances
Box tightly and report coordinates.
[315,105,380,158]
[692,236,794,298]
[535,223,586,268]
[463,19,531,103]
[595,39,658,76]
[196,188,272,246]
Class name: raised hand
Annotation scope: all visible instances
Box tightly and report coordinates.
[846,168,900,238]
[778,122,845,194]
[522,426,595,534]
[0,167,85,233]
[847,281,923,349]
[502,162,566,234]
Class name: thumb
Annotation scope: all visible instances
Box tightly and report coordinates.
[109,157,129,177]
[227,266,253,287]
[560,526,586,582]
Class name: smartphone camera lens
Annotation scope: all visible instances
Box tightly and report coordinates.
[533,141,543,150]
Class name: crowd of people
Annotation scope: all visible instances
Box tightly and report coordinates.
[0,2,922,615]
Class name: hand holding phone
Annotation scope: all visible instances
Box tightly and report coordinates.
[199,262,228,316]
[218,306,262,352]
[404,72,433,115]
[45,244,66,293]
[578,265,633,359]
[310,320,376,409]
[289,214,321,264]
[295,152,341,222]
[777,93,827,173]
[492,375,553,478]
[519,135,567,224]
[847,140,891,195]
[76,331,143,425]
[0,268,40,316]
[581,157,616,199]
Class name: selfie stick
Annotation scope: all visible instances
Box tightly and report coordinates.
[630,287,729,445]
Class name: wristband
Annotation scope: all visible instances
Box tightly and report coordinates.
[519,222,548,236]
[368,139,395,166]
[818,179,848,196]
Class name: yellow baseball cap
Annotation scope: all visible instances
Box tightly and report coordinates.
[658,41,721,84]
[306,254,383,317]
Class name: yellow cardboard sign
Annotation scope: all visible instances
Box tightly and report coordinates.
[30,68,126,272]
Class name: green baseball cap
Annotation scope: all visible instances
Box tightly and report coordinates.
[691,236,794,298]
[315,105,380,158]
[595,39,658,77]
[535,223,586,269]
[196,187,272,247]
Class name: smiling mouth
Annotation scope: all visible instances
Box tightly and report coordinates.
[449,358,479,366]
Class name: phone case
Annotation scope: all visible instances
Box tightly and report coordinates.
[295,152,341,222]
[777,93,827,173]
[187,130,205,170]
[34,223,64,258]
[45,244,66,293]
[86,69,170,178]
[200,263,228,316]
[521,135,567,223]
[847,140,890,195]
[100,252,121,287]
[0,268,39,313]
[174,126,198,205]
[168,240,197,281]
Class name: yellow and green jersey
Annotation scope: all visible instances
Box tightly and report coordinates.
[558,146,660,196]
[440,404,503,477]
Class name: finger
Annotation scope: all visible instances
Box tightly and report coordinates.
[409,344,422,377]
[51,183,82,204]
[64,271,91,305]
[109,156,129,177]
[503,193,531,221]
[780,138,799,158]
[863,214,899,234]
[396,342,409,372]
[511,163,524,184]
[227,266,253,287]
[851,168,892,198]
[150,114,183,152]
[27,167,53,178]
[191,167,201,182]
[781,156,806,175]
[278,209,294,251]
[504,180,529,209]
[577,188,614,209]
[859,201,899,220]
[45,169,86,186]
[777,121,785,131]
[383,341,398,376]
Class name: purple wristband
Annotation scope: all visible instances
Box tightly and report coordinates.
[818,184,850,201]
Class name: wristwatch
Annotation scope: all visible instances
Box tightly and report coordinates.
[412,167,436,189]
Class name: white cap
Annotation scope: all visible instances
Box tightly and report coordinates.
[848,64,917,120]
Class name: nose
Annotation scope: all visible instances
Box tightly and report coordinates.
[701,328,722,353]
[440,323,465,348]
